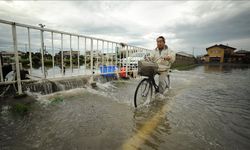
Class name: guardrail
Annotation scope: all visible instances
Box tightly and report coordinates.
[0,19,151,94]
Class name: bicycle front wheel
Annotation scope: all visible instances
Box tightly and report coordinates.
[134,78,153,108]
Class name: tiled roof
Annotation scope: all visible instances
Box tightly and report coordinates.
[235,50,250,54]
[206,44,236,51]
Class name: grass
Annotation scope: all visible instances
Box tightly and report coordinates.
[10,103,30,115]
[50,96,64,104]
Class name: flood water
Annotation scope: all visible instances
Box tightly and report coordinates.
[1,64,250,150]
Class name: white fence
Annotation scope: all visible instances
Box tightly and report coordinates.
[0,19,151,94]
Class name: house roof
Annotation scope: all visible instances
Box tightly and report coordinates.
[176,51,194,58]
[206,44,236,51]
[235,50,250,54]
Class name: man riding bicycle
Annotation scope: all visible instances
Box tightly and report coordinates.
[147,36,176,94]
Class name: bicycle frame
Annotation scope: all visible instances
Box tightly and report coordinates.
[148,75,159,93]
[148,73,170,93]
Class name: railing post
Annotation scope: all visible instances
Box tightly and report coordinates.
[90,38,94,75]
[70,35,72,75]
[12,23,22,94]
[51,32,55,78]
[120,44,122,69]
[102,40,104,74]
[96,40,99,70]
[126,45,128,77]
[111,42,114,67]
[61,34,64,75]
[115,43,118,67]
[0,55,3,82]
[84,38,86,75]
[128,46,130,73]
[106,42,110,66]
[27,27,32,75]
[77,36,80,71]
[40,27,45,78]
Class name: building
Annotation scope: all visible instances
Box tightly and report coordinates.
[201,54,209,62]
[0,50,26,56]
[63,50,79,59]
[173,51,196,66]
[55,50,80,59]
[205,44,236,63]
[0,50,26,65]
[231,50,250,63]
[85,50,102,57]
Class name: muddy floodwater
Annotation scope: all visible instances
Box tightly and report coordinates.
[1,64,250,150]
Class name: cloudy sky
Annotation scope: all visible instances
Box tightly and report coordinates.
[0,0,250,56]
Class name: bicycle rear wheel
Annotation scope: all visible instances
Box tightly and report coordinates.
[134,78,153,108]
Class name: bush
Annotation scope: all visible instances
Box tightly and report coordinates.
[44,60,53,66]
[20,59,30,66]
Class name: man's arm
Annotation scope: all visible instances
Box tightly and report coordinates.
[168,50,176,64]
[163,49,176,64]
[145,50,155,61]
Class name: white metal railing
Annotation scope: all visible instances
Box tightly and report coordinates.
[0,19,151,94]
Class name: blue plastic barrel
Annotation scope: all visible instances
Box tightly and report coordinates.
[100,65,118,77]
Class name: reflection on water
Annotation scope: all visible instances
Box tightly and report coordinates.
[130,100,172,150]
[204,63,250,73]
[1,64,250,150]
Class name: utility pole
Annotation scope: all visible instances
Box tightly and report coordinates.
[25,44,27,53]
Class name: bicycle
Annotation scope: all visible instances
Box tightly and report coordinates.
[134,68,170,108]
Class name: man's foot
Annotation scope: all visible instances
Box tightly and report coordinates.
[163,88,169,96]
[155,93,165,100]
[155,88,159,93]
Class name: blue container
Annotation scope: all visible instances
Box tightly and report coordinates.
[100,65,118,77]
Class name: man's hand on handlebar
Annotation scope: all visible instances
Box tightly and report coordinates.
[163,55,172,61]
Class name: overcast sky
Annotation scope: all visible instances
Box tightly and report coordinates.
[0,0,250,56]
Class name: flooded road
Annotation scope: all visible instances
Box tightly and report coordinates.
[1,64,250,150]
